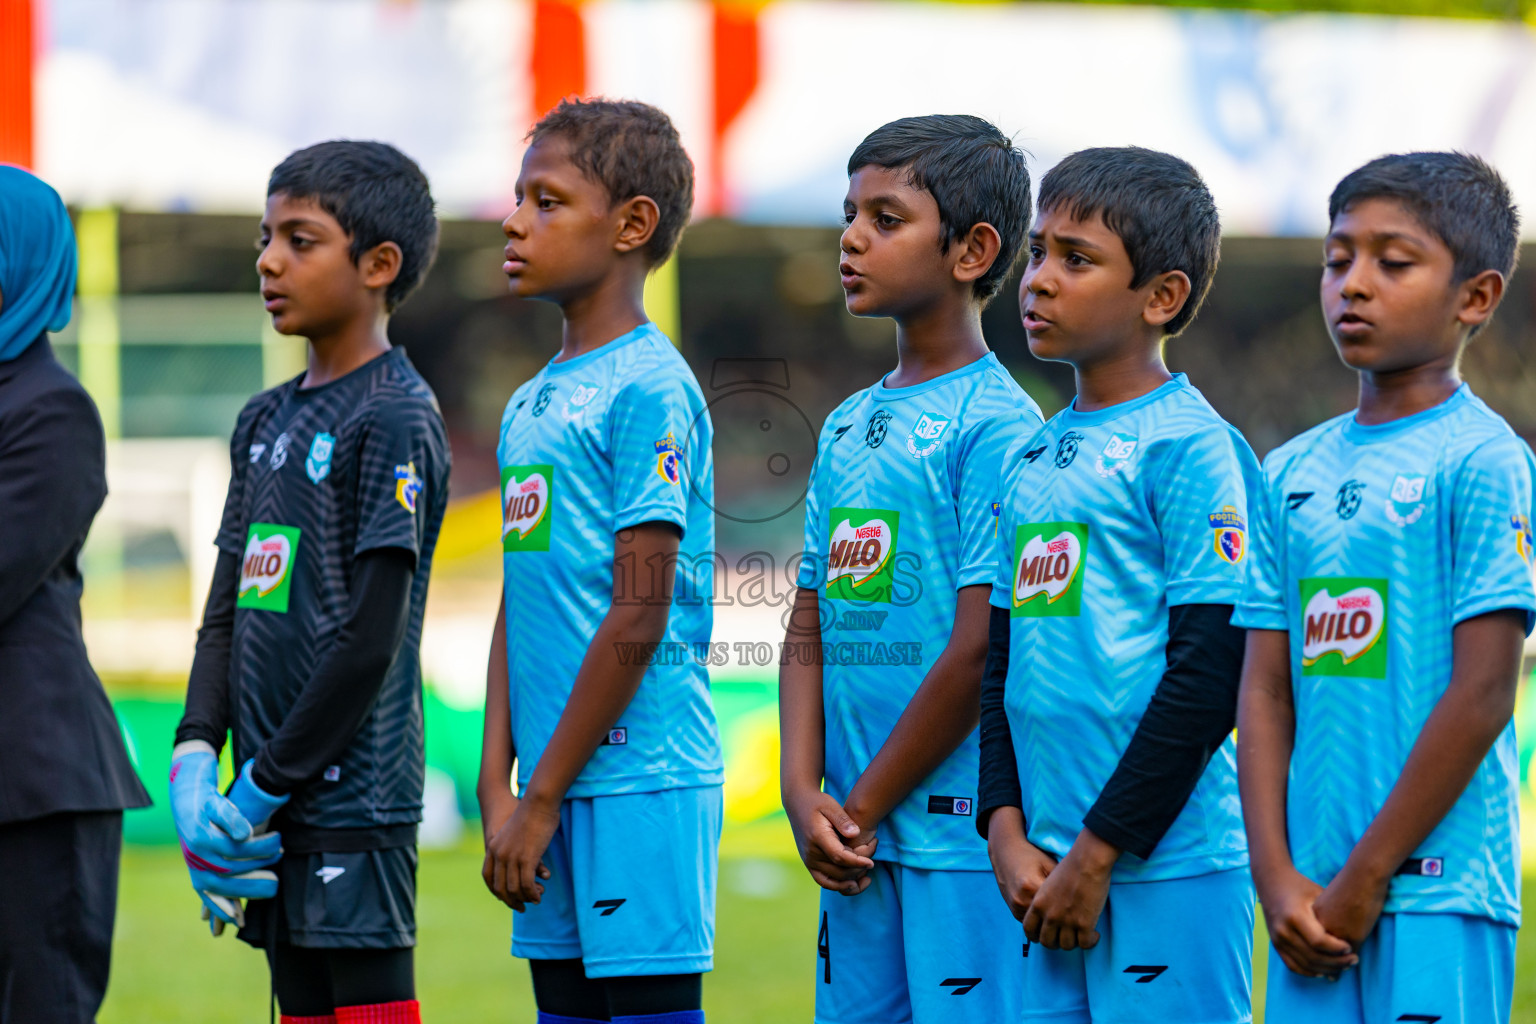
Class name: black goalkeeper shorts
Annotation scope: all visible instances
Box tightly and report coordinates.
[239,846,417,950]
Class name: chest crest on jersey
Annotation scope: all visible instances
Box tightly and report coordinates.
[562,382,603,422]
[270,432,292,470]
[865,410,893,449]
[1053,431,1084,469]
[1384,474,1428,526]
[905,411,952,459]
[530,383,557,417]
[306,432,335,484]
[1335,480,1366,520]
[1094,432,1139,477]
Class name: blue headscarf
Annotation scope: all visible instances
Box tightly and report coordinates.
[0,166,77,363]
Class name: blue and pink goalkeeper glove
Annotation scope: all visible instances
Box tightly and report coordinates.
[168,741,287,935]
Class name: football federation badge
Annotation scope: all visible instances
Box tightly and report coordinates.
[394,461,423,514]
[655,432,683,485]
[906,411,952,459]
[1095,432,1139,477]
[1385,474,1427,526]
[306,432,335,484]
[1512,514,1534,567]
[1208,506,1247,564]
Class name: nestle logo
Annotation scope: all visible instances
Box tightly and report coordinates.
[1337,596,1372,609]
[1047,539,1068,554]
[855,526,882,539]
[520,480,540,493]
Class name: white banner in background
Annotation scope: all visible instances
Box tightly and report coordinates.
[727,2,1536,235]
[37,0,1536,236]
[40,0,531,217]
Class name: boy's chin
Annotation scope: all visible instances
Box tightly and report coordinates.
[1331,334,1409,374]
[267,312,308,338]
[842,292,894,319]
[1024,330,1076,364]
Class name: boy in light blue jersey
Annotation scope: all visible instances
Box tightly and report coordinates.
[478,99,721,1024]
[1235,152,1535,1024]
[979,147,1259,1023]
[778,115,1039,1024]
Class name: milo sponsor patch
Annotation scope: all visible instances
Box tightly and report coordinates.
[502,464,554,552]
[1012,522,1089,617]
[238,524,301,612]
[1300,577,1388,678]
[826,507,900,603]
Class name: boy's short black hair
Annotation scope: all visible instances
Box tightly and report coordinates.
[1328,151,1520,282]
[847,114,1031,305]
[528,98,695,267]
[268,140,439,312]
[1038,147,1220,337]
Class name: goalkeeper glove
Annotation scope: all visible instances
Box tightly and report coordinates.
[169,741,283,935]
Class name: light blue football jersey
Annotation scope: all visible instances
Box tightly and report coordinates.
[1233,385,1536,926]
[796,352,1042,871]
[498,323,723,797]
[989,374,1259,882]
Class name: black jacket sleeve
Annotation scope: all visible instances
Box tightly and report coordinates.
[0,386,106,627]
[976,604,1023,839]
[250,547,416,795]
[174,549,240,751]
[1083,603,1244,860]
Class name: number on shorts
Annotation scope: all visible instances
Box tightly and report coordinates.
[817,910,831,984]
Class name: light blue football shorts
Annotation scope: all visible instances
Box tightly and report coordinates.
[1264,910,1515,1024]
[814,860,1024,1024]
[1019,866,1255,1023]
[510,784,722,978]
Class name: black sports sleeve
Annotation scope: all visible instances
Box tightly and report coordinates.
[249,547,416,795]
[174,548,240,751]
[1083,603,1245,860]
[353,397,446,561]
[976,604,1023,839]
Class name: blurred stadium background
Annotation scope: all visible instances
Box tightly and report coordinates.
[4,0,1536,1019]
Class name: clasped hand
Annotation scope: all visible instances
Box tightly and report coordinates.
[483,794,559,912]
[786,790,877,896]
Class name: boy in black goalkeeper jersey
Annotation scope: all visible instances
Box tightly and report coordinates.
[170,141,450,1024]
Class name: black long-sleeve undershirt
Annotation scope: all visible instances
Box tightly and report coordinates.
[174,546,416,796]
[976,603,1245,860]
[977,605,1021,839]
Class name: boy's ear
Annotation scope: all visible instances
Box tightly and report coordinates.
[1141,270,1192,330]
[1455,269,1505,332]
[613,195,661,256]
[952,222,1003,288]
[360,241,404,293]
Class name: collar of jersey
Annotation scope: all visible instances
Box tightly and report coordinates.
[543,322,658,376]
[290,345,404,398]
[871,351,997,402]
[1341,383,1468,445]
[1057,372,1189,426]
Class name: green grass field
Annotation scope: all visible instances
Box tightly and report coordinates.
[102,827,1536,1023]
